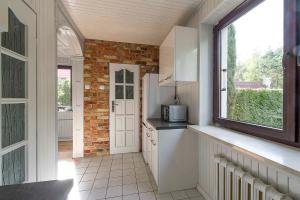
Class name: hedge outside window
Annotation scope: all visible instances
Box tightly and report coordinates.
[57,66,72,112]
[213,0,299,147]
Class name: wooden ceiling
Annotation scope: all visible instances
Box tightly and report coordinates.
[60,0,202,45]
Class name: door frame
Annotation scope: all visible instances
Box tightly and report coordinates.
[109,63,140,154]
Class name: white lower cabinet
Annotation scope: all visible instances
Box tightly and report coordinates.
[146,123,198,193]
[151,129,158,184]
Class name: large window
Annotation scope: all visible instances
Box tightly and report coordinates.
[57,66,72,112]
[213,0,298,146]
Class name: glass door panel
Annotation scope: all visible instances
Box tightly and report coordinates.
[0,4,32,186]
[1,54,26,98]
[2,104,25,148]
[2,146,25,185]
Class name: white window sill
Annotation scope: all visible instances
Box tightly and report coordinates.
[188,125,300,173]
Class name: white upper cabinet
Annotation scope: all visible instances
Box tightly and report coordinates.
[159,26,198,86]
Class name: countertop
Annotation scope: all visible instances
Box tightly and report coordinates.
[0,179,73,200]
[147,118,190,130]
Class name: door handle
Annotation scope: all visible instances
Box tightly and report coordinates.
[112,101,119,112]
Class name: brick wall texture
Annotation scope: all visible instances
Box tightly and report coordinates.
[84,39,159,156]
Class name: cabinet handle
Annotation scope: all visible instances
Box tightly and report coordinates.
[151,139,156,146]
[164,75,172,81]
[146,132,150,138]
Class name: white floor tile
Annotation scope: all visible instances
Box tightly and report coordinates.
[96,171,110,179]
[155,192,173,200]
[139,192,156,200]
[123,194,140,200]
[93,178,108,189]
[86,166,99,173]
[82,173,96,181]
[137,182,153,193]
[171,190,188,200]
[185,188,201,198]
[123,168,135,176]
[106,186,122,198]
[78,181,94,191]
[109,176,123,186]
[136,174,149,183]
[110,170,123,178]
[76,167,87,175]
[123,183,138,195]
[88,188,107,200]
[135,168,147,175]
[106,197,122,200]
[123,175,137,185]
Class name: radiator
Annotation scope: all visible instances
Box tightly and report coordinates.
[58,111,73,140]
[214,155,292,200]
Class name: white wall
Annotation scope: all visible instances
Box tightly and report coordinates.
[180,1,300,199]
[36,0,57,181]
[58,111,73,140]
[177,0,244,126]
[195,129,300,199]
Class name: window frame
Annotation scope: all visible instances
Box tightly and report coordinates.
[213,0,299,146]
[57,65,72,109]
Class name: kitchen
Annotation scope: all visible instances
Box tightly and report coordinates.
[142,26,199,193]
[1,0,300,200]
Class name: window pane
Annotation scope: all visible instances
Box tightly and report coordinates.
[115,70,124,83]
[2,146,26,185]
[57,67,72,111]
[1,9,26,56]
[2,104,25,148]
[126,86,134,99]
[219,0,283,129]
[2,54,26,98]
[126,70,134,83]
[115,85,124,99]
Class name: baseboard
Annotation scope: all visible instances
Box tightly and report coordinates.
[110,147,140,154]
[58,138,72,142]
[197,184,213,200]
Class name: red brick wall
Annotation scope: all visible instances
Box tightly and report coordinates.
[84,39,159,156]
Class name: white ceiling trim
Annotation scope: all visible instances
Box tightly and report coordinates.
[57,26,83,57]
[60,0,202,45]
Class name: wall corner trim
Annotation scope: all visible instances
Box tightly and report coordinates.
[36,0,57,181]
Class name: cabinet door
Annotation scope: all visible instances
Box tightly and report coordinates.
[159,28,175,85]
[151,130,158,184]
[142,126,148,163]
[174,26,198,82]
[147,129,152,170]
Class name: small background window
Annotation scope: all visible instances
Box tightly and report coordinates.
[57,66,72,112]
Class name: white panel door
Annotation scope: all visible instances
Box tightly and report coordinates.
[0,0,36,185]
[109,64,139,154]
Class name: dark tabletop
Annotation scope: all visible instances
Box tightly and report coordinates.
[147,118,190,130]
[0,179,73,200]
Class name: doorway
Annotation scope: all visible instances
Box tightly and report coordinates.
[56,26,84,162]
[109,63,140,154]
[57,65,73,159]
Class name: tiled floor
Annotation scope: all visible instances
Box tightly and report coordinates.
[58,140,73,159]
[58,153,205,200]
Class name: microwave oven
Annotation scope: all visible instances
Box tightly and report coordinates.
[161,104,187,122]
